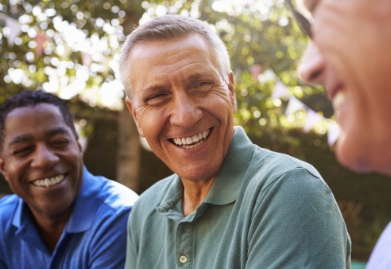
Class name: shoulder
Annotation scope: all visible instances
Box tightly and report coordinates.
[135,175,176,209]
[0,195,19,226]
[248,146,324,188]
[0,195,18,213]
[84,172,139,213]
[237,146,333,209]
[129,174,177,220]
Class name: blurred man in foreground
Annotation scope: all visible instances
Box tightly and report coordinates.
[119,14,350,269]
[287,0,391,267]
[0,90,138,268]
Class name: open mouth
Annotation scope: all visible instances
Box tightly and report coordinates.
[331,90,346,112]
[171,128,212,149]
[31,174,66,188]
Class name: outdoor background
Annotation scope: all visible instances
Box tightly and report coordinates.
[0,0,390,263]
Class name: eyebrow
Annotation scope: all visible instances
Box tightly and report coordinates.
[45,127,71,138]
[186,72,216,82]
[8,134,34,147]
[8,127,71,148]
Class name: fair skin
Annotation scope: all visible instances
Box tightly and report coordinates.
[0,104,83,251]
[298,0,391,175]
[125,34,236,216]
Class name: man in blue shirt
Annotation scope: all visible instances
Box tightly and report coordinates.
[0,90,138,269]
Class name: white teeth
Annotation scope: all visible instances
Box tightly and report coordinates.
[172,129,211,147]
[192,135,199,143]
[32,174,65,188]
[332,91,346,111]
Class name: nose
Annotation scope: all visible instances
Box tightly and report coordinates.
[169,92,203,128]
[31,144,59,169]
[298,42,326,85]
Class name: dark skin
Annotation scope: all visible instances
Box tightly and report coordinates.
[0,104,83,252]
[32,208,72,252]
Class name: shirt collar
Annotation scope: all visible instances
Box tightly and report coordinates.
[203,126,254,205]
[65,167,98,233]
[12,198,27,229]
[155,175,184,221]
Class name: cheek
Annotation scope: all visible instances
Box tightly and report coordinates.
[138,110,167,140]
[3,159,24,178]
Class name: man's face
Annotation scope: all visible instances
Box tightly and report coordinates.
[126,34,236,183]
[0,104,83,219]
[298,0,391,175]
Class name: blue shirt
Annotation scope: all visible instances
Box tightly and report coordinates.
[0,167,138,269]
[125,127,351,269]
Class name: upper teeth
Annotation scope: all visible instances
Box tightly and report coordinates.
[332,91,346,111]
[32,174,65,187]
[173,129,210,146]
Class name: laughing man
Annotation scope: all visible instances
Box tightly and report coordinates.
[0,90,138,268]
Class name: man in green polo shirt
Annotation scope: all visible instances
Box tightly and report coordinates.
[119,14,351,268]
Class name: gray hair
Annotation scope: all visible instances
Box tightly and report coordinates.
[119,14,231,100]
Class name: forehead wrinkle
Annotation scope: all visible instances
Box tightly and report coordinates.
[142,61,212,92]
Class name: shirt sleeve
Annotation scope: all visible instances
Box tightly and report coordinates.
[245,168,351,269]
[88,207,132,269]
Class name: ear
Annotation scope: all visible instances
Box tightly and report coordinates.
[227,71,237,113]
[0,157,9,182]
[125,97,145,137]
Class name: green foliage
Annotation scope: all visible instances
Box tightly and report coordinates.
[0,0,142,109]
[2,2,387,261]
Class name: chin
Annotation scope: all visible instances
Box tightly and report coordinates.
[335,134,372,174]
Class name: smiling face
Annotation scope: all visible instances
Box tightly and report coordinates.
[298,0,391,175]
[125,34,236,183]
[0,104,83,220]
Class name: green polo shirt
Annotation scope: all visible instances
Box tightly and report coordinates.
[125,127,351,269]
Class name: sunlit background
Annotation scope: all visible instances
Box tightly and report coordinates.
[0,0,389,266]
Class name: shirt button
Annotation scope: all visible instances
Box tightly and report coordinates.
[179,255,187,264]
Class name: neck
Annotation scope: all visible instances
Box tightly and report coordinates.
[30,207,72,253]
[181,177,215,217]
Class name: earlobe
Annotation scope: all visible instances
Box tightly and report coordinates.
[125,97,145,137]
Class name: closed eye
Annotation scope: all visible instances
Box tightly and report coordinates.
[51,140,70,147]
[191,81,213,93]
[194,81,211,87]
[145,92,171,106]
[12,146,33,156]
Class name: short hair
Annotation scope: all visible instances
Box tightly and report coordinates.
[119,14,231,100]
[0,90,78,151]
